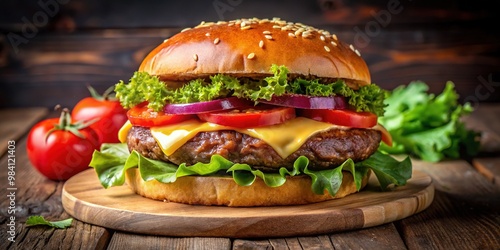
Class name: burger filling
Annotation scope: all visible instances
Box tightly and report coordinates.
[90,65,411,196]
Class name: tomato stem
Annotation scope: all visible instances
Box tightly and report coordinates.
[59,108,72,127]
[45,107,99,142]
[87,85,117,101]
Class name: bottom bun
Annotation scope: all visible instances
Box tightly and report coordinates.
[125,169,370,207]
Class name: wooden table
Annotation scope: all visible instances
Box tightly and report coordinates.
[1,105,499,250]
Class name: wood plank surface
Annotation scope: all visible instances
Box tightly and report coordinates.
[61,169,433,238]
[0,107,48,155]
[233,223,407,249]
[413,159,499,203]
[1,0,496,29]
[473,157,500,187]
[2,27,499,109]
[396,159,500,249]
[0,30,173,108]
[107,233,231,250]
[462,104,500,153]
[233,235,334,250]
[330,223,407,250]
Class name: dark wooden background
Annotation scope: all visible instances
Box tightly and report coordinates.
[1,0,499,109]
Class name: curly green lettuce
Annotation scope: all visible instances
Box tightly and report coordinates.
[379,81,481,162]
[114,65,386,116]
[115,72,172,111]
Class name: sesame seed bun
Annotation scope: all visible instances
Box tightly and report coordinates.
[139,18,371,88]
[125,168,370,207]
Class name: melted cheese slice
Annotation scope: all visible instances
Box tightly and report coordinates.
[152,118,338,159]
[118,120,132,143]
[118,118,388,159]
[119,118,342,159]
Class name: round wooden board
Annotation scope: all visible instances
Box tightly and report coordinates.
[62,169,434,238]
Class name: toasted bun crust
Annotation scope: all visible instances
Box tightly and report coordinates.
[125,169,370,207]
[139,18,371,87]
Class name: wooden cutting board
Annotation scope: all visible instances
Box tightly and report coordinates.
[62,169,434,238]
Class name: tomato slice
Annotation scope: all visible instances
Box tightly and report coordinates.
[299,109,377,128]
[198,106,296,128]
[127,105,195,127]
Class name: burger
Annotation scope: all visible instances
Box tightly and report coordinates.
[90,18,412,207]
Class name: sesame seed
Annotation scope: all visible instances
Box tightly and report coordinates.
[163,39,168,43]
[295,28,304,36]
[193,54,198,61]
[332,34,338,40]
[288,32,296,38]
[259,40,264,48]
[205,32,210,36]
[320,35,326,41]
[181,27,191,33]
[228,23,234,26]
[247,53,256,59]
[302,31,312,38]
[263,30,271,35]
[355,49,361,56]
[331,41,337,46]
[213,38,220,45]
[241,25,252,30]
[324,46,330,52]
[241,21,247,27]
[349,44,355,52]
[272,25,281,29]
[265,35,273,40]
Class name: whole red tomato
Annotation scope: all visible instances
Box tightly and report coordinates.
[27,109,101,181]
[72,86,127,143]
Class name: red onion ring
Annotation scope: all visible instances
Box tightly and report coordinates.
[259,94,346,109]
[163,97,254,114]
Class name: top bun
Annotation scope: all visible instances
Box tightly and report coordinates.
[139,18,371,87]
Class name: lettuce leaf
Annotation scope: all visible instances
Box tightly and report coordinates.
[356,151,412,189]
[90,143,411,195]
[26,216,73,229]
[379,81,481,162]
[115,72,172,111]
[114,65,386,116]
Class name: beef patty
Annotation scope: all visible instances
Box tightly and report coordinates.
[127,126,381,171]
